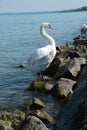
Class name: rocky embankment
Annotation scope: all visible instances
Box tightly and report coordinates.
[0,36,87,130]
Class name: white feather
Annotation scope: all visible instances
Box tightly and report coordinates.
[23,22,56,73]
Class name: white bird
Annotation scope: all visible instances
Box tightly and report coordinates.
[22,22,56,75]
[81,24,87,36]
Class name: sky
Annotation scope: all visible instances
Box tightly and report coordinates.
[0,0,87,13]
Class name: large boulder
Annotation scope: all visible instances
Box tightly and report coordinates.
[28,78,54,93]
[20,116,49,130]
[52,78,76,98]
[55,57,86,80]
[43,57,64,76]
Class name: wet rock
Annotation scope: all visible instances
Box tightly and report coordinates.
[28,79,45,91]
[55,57,86,80]
[20,116,49,130]
[52,78,76,98]
[27,98,45,110]
[28,109,54,123]
[18,64,25,68]
[0,109,25,129]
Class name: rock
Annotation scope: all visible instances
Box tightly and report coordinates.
[28,79,45,91]
[77,63,87,82]
[73,35,87,47]
[66,51,82,58]
[52,78,76,98]
[57,65,87,130]
[66,43,75,51]
[43,57,64,76]
[56,46,62,53]
[70,100,87,130]
[75,44,87,53]
[0,120,13,130]
[55,57,86,80]
[28,78,54,93]
[0,109,25,129]
[58,86,87,130]
[44,81,54,93]
[20,116,49,130]
[18,64,25,68]
[73,35,81,41]
[28,110,54,123]
[27,98,45,110]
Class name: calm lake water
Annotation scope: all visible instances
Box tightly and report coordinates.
[0,11,87,108]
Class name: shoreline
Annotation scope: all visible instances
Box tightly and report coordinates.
[0,35,87,130]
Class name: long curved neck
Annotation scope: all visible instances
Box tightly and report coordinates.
[40,27,55,47]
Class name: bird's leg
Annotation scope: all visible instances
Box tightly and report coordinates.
[39,71,44,80]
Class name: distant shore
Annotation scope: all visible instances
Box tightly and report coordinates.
[59,6,87,13]
[0,6,87,15]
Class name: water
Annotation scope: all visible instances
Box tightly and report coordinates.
[0,11,87,108]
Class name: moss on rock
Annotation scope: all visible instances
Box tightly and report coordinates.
[28,79,45,91]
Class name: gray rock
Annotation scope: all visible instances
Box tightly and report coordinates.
[0,109,25,129]
[28,79,45,91]
[43,57,64,76]
[28,109,54,123]
[28,98,45,110]
[67,51,82,58]
[55,57,86,79]
[44,81,54,93]
[74,35,87,47]
[20,116,49,130]
[0,120,13,130]
[52,78,76,98]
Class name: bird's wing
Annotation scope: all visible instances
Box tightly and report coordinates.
[27,45,53,64]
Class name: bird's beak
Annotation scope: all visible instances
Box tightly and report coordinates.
[49,25,53,29]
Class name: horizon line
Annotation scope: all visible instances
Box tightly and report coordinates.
[0,10,61,15]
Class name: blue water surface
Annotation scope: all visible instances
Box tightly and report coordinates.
[0,11,87,108]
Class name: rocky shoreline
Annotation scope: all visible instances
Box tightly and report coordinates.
[0,36,87,130]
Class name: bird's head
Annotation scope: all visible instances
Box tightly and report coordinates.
[41,22,53,29]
